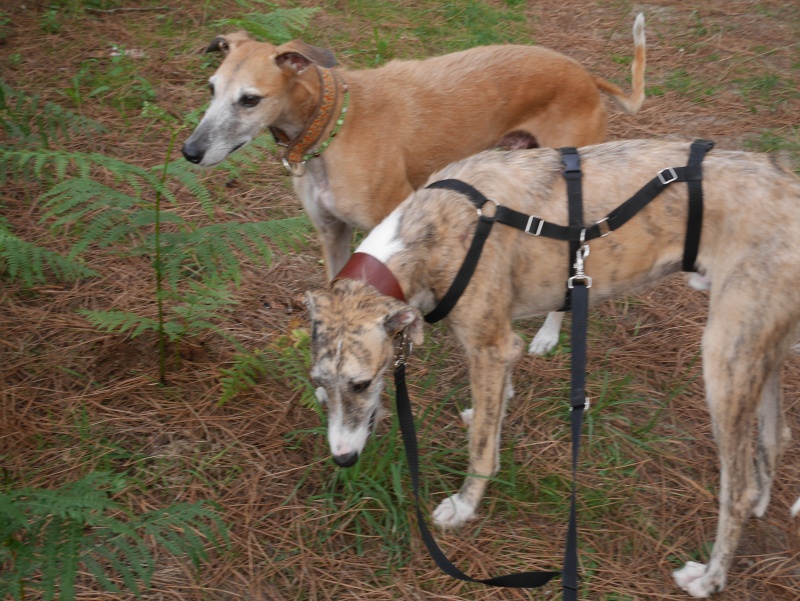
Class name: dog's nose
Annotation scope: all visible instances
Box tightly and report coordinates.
[181,142,205,164]
[332,451,359,468]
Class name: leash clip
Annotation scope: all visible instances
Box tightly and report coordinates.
[568,231,592,289]
[394,331,413,368]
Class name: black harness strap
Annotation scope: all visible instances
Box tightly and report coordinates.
[423,179,497,324]
[561,147,583,312]
[682,139,714,271]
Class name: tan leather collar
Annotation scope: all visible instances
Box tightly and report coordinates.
[333,252,406,302]
[270,66,347,168]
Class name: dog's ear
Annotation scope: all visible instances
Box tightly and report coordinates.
[275,40,337,74]
[384,307,424,347]
[204,31,252,55]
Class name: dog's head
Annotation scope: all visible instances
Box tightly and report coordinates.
[306,279,424,467]
[182,32,337,167]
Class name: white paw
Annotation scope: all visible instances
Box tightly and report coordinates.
[673,562,724,598]
[314,386,328,405]
[432,494,476,528]
[791,496,800,518]
[688,273,711,291]
[460,408,474,426]
[528,328,559,355]
[673,561,706,590]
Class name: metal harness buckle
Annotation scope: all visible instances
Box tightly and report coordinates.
[657,167,678,186]
[570,397,591,412]
[525,214,545,236]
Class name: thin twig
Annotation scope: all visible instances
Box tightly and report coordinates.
[86,6,170,14]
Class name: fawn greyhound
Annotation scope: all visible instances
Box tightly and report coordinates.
[306,140,800,598]
[182,15,646,353]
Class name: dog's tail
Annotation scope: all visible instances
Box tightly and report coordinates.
[594,13,646,115]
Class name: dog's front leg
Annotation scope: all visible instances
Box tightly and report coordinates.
[433,334,523,528]
[292,168,354,278]
[528,311,564,355]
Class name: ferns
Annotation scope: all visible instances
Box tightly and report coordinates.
[0,471,227,601]
[213,6,321,44]
[0,78,104,148]
[0,221,98,286]
[219,349,270,406]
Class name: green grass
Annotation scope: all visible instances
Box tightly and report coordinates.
[323,0,533,66]
[744,127,800,172]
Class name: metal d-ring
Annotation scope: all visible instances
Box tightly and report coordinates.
[282,157,307,177]
[476,198,500,219]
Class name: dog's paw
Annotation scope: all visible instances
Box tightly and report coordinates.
[460,408,474,427]
[673,562,725,598]
[791,496,800,518]
[432,494,476,528]
[688,273,711,291]
[314,386,328,405]
[528,329,559,355]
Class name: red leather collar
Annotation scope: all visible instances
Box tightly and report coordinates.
[333,252,406,302]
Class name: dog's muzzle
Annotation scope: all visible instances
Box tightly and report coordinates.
[181,141,205,165]
[332,451,359,468]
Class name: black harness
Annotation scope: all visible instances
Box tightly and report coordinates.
[394,140,714,598]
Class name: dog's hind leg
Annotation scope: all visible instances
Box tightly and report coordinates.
[432,331,524,528]
[673,292,794,598]
[752,369,791,517]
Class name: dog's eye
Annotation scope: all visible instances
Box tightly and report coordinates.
[240,94,261,107]
[350,379,372,394]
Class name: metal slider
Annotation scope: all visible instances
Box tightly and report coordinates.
[657,167,678,185]
[570,397,591,412]
[596,217,612,237]
[525,214,544,236]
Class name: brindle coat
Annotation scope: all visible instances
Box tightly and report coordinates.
[306,140,800,598]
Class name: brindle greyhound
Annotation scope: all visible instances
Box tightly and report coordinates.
[306,140,800,598]
[182,15,646,354]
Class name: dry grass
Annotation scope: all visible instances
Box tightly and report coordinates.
[1,0,800,599]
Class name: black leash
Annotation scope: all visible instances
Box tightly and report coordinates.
[394,355,559,587]
[393,141,713,596]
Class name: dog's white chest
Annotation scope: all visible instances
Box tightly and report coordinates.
[293,160,338,218]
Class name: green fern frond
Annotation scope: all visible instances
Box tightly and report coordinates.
[0,471,228,600]
[0,79,104,147]
[0,147,156,188]
[160,159,215,216]
[0,229,99,286]
[79,309,161,338]
[213,7,320,44]
[218,349,269,405]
